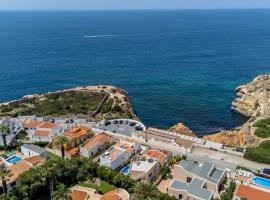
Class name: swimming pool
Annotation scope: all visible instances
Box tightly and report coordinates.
[5,155,22,164]
[120,165,130,175]
[252,177,270,189]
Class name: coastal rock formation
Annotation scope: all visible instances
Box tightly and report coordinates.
[205,75,270,147]
[203,131,247,147]
[0,85,138,121]
[231,75,270,118]
[169,122,196,136]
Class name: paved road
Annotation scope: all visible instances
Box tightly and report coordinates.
[192,147,269,171]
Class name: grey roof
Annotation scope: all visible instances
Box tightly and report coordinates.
[170,179,213,200]
[179,160,225,184]
[21,144,46,154]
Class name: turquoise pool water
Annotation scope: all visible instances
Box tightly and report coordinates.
[6,155,22,164]
[252,177,270,189]
[120,165,130,175]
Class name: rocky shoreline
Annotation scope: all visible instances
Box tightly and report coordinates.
[204,75,270,147]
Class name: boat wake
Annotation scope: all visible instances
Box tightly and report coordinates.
[83,30,219,38]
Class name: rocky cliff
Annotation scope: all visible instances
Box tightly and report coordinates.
[204,75,270,147]
[169,122,196,136]
[231,75,270,118]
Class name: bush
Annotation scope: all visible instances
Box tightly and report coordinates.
[254,118,270,128]
[101,99,114,113]
[1,106,13,113]
[255,127,270,138]
[244,141,270,164]
[220,181,236,200]
[33,141,49,147]
[112,103,123,113]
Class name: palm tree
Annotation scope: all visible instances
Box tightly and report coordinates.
[42,158,60,200]
[0,166,11,194]
[0,124,9,151]
[134,182,158,200]
[53,183,71,200]
[55,136,68,159]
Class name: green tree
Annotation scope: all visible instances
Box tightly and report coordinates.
[53,183,71,200]
[160,166,171,178]
[0,123,9,151]
[55,136,68,159]
[133,182,158,200]
[0,166,11,194]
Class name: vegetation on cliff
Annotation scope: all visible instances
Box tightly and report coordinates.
[253,118,270,138]
[0,86,137,121]
[244,140,270,164]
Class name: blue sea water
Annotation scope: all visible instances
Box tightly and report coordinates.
[0,10,270,136]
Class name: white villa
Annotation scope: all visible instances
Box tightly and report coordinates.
[100,139,140,170]
[0,117,23,146]
[23,119,62,142]
[168,160,226,199]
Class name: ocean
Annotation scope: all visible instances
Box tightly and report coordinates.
[0,10,270,136]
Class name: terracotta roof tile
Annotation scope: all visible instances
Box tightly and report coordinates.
[83,133,112,150]
[23,155,45,166]
[23,120,44,129]
[236,184,270,200]
[63,126,91,141]
[101,190,121,200]
[39,122,58,129]
[71,189,88,200]
[143,149,169,164]
[33,130,50,137]
[4,160,31,184]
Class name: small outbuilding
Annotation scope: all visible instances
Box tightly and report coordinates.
[21,144,48,158]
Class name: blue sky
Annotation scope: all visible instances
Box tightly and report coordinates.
[1,0,270,10]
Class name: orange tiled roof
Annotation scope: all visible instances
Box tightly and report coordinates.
[143,150,168,164]
[101,190,121,200]
[65,147,79,157]
[236,184,270,200]
[33,130,50,137]
[23,155,45,167]
[4,160,31,184]
[63,126,90,141]
[39,122,58,129]
[23,120,44,129]
[71,189,88,200]
[82,133,112,149]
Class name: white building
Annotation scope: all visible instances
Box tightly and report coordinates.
[0,117,23,146]
[23,119,62,142]
[21,144,48,158]
[100,139,140,170]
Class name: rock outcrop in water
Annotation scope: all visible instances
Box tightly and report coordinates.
[169,122,196,136]
[231,75,270,118]
[204,75,270,147]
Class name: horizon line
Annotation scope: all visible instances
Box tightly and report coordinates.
[1,8,270,11]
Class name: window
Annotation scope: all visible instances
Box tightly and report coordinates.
[178,193,183,199]
[203,183,207,189]
[187,177,192,183]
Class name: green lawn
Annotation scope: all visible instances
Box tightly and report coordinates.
[47,152,61,160]
[244,140,270,164]
[78,181,116,194]
[253,118,270,138]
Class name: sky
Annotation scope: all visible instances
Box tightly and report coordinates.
[1,0,270,10]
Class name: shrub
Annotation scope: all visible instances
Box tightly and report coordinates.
[255,127,270,138]
[244,141,270,164]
